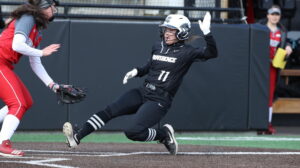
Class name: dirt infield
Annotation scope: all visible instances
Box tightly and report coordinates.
[0,142,300,168]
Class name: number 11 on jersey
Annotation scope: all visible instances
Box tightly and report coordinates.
[158,70,170,82]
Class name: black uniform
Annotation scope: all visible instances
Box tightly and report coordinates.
[139,34,217,97]
[76,33,217,142]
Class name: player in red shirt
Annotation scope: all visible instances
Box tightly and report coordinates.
[0,0,63,156]
[259,5,292,134]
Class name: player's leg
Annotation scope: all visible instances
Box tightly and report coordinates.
[266,66,277,134]
[123,101,168,141]
[259,66,277,135]
[0,68,33,157]
[123,100,178,155]
[63,88,143,148]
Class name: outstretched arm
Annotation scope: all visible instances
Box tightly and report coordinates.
[123,68,138,84]
[29,57,70,93]
[12,14,61,91]
[12,14,60,57]
[136,58,151,77]
[29,56,54,86]
[193,12,218,61]
[123,58,151,84]
[12,33,60,57]
[201,33,218,60]
[14,34,60,91]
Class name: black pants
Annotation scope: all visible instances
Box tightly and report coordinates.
[99,87,172,141]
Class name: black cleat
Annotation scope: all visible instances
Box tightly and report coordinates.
[160,124,178,155]
[63,122,80,148]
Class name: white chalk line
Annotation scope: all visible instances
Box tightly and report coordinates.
[177,136,300,141]
[0,156,77,168]
[22,149,300,156]
[2,149,300,168]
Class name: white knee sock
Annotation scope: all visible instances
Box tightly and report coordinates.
[268,107,273,123]
[0,114,20,143]
[0,106,9,123]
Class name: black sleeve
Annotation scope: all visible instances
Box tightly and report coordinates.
[192,33,218,61]
[136,44,155,77]
[136,58,151,77]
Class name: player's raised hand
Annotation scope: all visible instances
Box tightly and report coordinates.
[198,12,211,35]
[42,44,60,56]
[123,68,138,84]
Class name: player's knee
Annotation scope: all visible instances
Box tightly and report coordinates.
[7,101,32,120]
[8,101,29,112]
[20,97,33,111]
[124,127,148,141]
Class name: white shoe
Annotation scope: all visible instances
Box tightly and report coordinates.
[63,122,79,148]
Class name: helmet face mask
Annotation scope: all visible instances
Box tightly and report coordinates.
[160,14,191,41]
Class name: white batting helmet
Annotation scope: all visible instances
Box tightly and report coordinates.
[160,14,191,40]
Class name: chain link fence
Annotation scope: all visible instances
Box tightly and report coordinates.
[0,0,244,23]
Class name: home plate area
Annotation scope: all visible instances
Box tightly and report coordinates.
[0,142,299,168]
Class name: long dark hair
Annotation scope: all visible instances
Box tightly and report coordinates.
[9,0,49,29]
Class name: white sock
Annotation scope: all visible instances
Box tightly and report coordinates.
[0,115,20,143]
[268,107,273,123]
[0,106,9,123]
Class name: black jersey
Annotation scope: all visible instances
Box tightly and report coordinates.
[136,33,218,97]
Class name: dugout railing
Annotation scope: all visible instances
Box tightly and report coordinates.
[0,1,245,23]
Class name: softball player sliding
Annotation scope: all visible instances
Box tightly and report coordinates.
[63,12,218,155]
[0,0,64,157]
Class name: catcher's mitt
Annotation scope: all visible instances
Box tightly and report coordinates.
[56,85,86,104]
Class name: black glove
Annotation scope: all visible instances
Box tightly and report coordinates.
[54,84,86,104]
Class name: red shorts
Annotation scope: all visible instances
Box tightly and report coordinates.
[0,60,33,119]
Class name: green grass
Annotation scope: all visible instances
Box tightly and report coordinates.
[11,131,300,150]
[177,138,300,150]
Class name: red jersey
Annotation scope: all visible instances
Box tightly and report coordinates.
[269,29,281,59]
[0,19,42,65]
